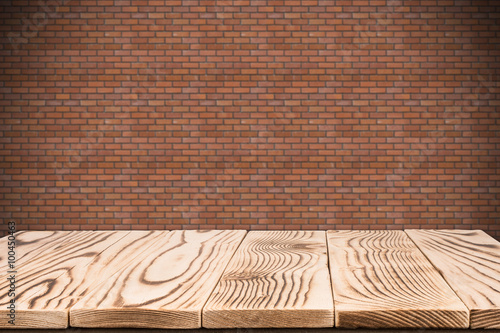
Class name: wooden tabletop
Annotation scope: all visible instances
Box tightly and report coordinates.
[0,229,499,329]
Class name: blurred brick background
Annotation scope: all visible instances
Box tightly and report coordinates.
[0,1,499,239]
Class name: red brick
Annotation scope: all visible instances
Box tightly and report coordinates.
[0,1,498,240]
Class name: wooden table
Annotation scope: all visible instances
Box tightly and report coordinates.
[0,229,499,329]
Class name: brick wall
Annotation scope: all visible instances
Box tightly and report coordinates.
[1,1,499,239]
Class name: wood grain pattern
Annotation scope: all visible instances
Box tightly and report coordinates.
[326,230,469,329]
[8,231,175,329]
[0,231,74,275]
[202,231,334,328]
[0,231,130,329]
[406,229,500,329]
[69,230,246,329]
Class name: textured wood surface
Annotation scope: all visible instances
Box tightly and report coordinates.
[2,229,498,329]
[70,230,246,329]
[326,230,469,329]
[0,231,129,328]
[406,229,500,329]
[203,231,334,328]
[0,231,74,275]
[11,231,173,329]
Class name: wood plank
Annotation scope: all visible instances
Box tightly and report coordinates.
[326,230,469,329]
[0,231,130,329]
[69,230,246,329]
[203,230,334,328]
[406,229,500,329]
